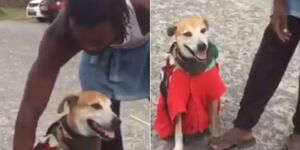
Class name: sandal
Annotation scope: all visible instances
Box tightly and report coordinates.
[209,128,256,150]
[286,134,300,150]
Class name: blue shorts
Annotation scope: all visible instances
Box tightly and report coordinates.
[286,0,300,18]
[79,42,150,101]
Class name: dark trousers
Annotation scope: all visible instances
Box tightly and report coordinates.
[101,99,123,150]
[233,16,300,134]
[101,97,149,150]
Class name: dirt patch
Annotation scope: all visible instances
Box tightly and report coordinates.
[0,0,30,7]
[0,8,5,18]
[0,7,26,20]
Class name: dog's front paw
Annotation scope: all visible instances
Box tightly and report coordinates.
[173,143,184,150]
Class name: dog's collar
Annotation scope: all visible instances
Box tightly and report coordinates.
[60,116,103,150]
[60,116,86,140]
[43,116,102,150]
[44,119,70,150]
[170,42,214,76]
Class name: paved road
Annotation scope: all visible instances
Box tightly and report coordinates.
[151,0,300,150]
[0,20,150,150]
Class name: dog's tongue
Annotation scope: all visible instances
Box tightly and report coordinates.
[196,51,207,60]
[104,131,115,139]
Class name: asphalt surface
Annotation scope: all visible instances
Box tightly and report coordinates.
[0,20,150,150]
[151,0,300,150]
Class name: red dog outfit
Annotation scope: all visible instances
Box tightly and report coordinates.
[155,64,227,139]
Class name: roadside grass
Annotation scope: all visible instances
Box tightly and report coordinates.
[0,9,5,20]
[0,7,27,21]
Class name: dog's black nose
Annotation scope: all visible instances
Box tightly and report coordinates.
[112,117,121,127]
[197,43,207,51]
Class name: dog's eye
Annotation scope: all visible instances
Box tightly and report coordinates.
[183,32,192,37]
[91,103,102,110]
[200,28,207,34]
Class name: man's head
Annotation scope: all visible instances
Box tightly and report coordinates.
[67,0,129,53]
[167,17,209,61]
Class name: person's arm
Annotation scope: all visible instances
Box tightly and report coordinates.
[271,0,291,42]
[13,14,79,150]
[131,0,150,35]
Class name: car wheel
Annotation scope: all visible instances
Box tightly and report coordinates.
[37,18,47,22]
[49,13,58,22]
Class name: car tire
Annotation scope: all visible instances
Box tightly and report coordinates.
[49,13,58,22]
[37,18,47,22]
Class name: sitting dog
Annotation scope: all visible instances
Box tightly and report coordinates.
[155,17,227,150]
[33,91,121,150]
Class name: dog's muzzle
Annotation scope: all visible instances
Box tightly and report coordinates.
[184,44,208,62]
[87,117,121,141]
[197,43,207,52]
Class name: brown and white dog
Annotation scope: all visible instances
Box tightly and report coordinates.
[34,91,121,150]
[165,17,222,150]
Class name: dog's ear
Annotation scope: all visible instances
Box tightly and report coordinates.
[57,94,79,114]
[204,18,209,30]
[167,25,177,37]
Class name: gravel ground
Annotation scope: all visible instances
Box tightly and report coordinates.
[0,20,150,150]
[151,0,300,150]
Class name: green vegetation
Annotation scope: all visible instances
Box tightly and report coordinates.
[0,7,26,20]
[0,8,5,20]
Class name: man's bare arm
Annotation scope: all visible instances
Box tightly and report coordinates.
[13,15,79,150]
[131,0,150,35]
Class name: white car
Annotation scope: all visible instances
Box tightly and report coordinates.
[26,0,47,22]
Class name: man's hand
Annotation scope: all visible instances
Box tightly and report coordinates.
[271,0,291,42]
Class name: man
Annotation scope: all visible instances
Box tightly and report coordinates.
[13,0,149,150]
[210,0,300,150]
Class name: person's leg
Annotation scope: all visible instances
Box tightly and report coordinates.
[101,99,123,150]
[234,16,300,129]
[210,16,300,150]
[293,96,300,135]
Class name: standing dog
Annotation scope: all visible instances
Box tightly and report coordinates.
[34,91,121,150]
[155,17,226,150]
